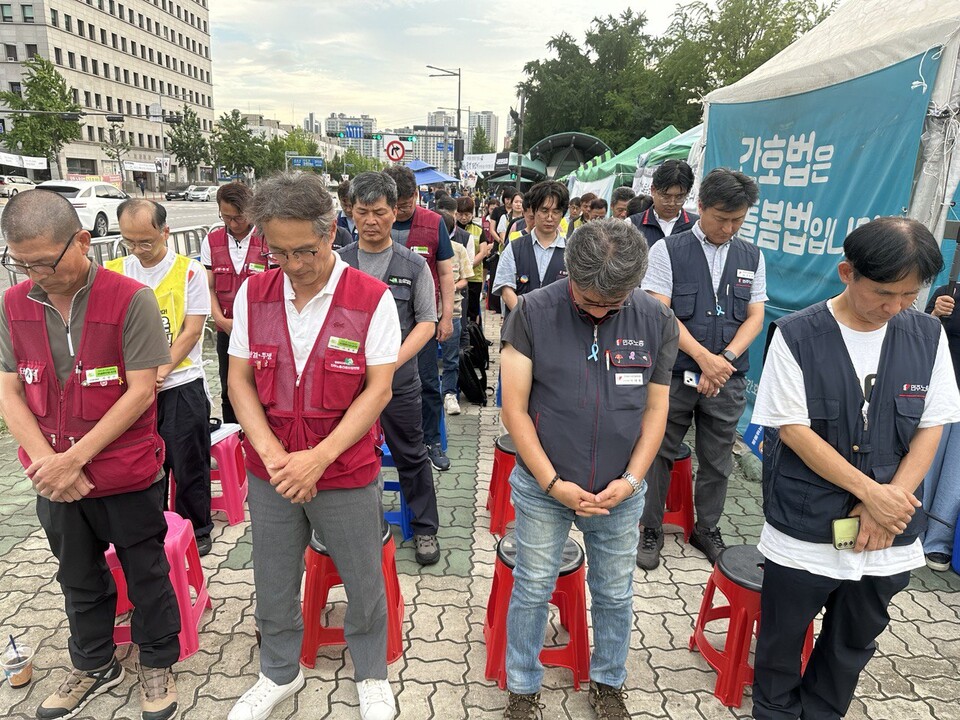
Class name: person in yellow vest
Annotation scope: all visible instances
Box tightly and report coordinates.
[108,199,214,556]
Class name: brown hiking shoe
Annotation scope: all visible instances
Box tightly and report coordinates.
[138,665,178,720]
[503,691,544,719]
[36,656,125,719]
[589,681,630,719]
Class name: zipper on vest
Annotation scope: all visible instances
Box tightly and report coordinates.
[589,323,600,492]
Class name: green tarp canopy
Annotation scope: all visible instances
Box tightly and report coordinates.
[632,124,704,194]
[561,126,680,185]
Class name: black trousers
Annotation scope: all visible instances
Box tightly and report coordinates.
[216,330,237,424]
[380,386,439,535]
[467,281,483,325]
[752,560,911,720]
[37,483,181,670]
[158,377,212,537]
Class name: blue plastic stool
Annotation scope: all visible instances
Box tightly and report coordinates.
[380,443,414,542]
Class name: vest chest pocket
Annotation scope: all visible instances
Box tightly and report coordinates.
[17,361,48,417]
[387,282,412,305]
[732,285,751,322]
[808,398,840,448]
[605,351,651,410]
[671,283,698,321]
[77,375,125,421]
[249,344,279,407]
[213,267,236,293]
[893,395,924,455]
[320,349,366,411]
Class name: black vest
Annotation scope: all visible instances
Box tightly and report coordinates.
[339,241,426,393]
[629,208,698,249]
[666,230,760,375]
[513,233,567,296]
[517,279,674,493]
[764,302,940,544]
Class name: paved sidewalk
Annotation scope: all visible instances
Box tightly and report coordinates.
[0,314,958,719]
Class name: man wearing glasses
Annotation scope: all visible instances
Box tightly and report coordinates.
[107,199,213,557]
[628,160,699,249]
[0,191,181,720]
[226,173,401,720]
[637,168,765,570]
[200,181,268,424]
[492,181,570,314]
[499,219,678,720]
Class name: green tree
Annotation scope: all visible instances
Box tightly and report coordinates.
[165,105,210,181]
[0,56,82,178]
[100,123,131,173]
[253,128,325,178]
[209,109,263,179]
[471,126,494,154]
[327,147,384,181]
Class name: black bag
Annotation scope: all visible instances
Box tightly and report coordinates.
[466,320,490,370]
[458,348,489,406]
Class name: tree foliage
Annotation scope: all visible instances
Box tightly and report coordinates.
[209,109,263,178]
[327,147,384,181]
[517,1,835,152]
[253,127,323,177]
[0,56,82,178]
[471,126,494,154]
[100,123,130,171]
[165,105,210,180]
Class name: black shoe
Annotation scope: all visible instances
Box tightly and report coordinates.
[635,527,664,570]
[588,681,630,719]
[926,552,952,572]
[196,534,212,557]
[690,526,726,565]
[414,534,440,565]
[37,656,125,719]
[426,443,450,472]
[503,691,543,719]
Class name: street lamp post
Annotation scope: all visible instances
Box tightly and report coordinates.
[427,65,461,175]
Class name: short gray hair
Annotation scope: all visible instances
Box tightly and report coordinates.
[566,218,648,299]
[349,171,398,208]
[249,172,334,240]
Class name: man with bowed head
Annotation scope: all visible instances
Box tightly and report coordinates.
[227,172,401,720]
[499,219,679,719]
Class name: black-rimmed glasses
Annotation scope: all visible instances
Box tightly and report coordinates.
[1,230,80,276]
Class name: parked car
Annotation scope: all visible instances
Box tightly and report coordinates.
[36,180,129,237]
[0,175,37,198]
[165,184,196,201]
[187,185,218,202]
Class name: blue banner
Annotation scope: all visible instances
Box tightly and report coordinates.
[704,51,940,434]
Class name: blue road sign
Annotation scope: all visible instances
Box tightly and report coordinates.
[435,142,454,152]
[346,125,363,139]
[291,156,325,168]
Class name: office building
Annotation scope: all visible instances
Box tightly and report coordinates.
[324,112,380,158]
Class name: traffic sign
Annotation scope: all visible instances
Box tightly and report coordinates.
[435,142,454,152]
[385,140,405,162]
[290,156,325,168]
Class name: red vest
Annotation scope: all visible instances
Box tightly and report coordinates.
[406,206,442,303]
[5,268,165,498]
[208,226,268,331]
[242,266,387,489]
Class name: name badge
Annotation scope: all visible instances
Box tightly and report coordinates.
[737,269,755,280]
[85,366,121,385]
[248,262,266,273]
[411,245,430,256]
[615,373,644,386]
[328,336,360,354]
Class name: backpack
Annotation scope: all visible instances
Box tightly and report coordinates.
[458,348,489,406]
[466,320,490,370]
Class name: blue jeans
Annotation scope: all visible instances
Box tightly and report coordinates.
[505,464,645,694]
[922,421,960,555]
[440,318,462,397]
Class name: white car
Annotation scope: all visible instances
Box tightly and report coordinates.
[37,180,130,237]
[0,175,37,198]
[187,185,218,202]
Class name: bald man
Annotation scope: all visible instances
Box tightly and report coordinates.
[0,190,181,720]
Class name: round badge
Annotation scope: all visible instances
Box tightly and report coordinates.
[519,275,530,284]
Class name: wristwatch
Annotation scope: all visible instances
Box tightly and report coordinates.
[721,349,738,363]
[620,471,643,495]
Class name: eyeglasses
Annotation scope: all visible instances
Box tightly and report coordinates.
[219,212,246,224]
[262,246,322,264]
[570,284,631,317]
[396,198,416,212]
[655,190,688,205]
[2,230,80,276]
[120,237,161,251]
[535,208,563,219]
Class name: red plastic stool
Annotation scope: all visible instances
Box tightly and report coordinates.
[689,544,814,708]
[106,511,212,661]
[210,423,248,525]
[663,442,694,542]
[488,434,517,535]
[484,532,590,690]
[300,523,405,668]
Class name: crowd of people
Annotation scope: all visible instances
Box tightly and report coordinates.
[0,157,957,720]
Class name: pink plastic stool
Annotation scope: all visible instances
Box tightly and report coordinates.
[106,511,212,661]
[168,424,248,525]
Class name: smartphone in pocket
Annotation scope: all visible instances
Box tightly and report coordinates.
[831,517,861,550]
[683,370,701,387]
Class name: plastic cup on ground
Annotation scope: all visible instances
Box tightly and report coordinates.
[1,644,33,688]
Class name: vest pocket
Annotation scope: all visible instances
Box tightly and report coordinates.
[77,381,125,422]
[322,350,366,410]
[388,283,412,304]
[16,361,48,417]
[774,451,853,540]
[606,352,651,410]
[249,344,279,407]
[671,283,698,320]
[893,395,924,455]
[732,285,751,322]
[213,268,235,292]
[808,398,840,448]
[85,436,162,495]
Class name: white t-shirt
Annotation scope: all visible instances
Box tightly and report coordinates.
[114,249,210,391]
[654,210,678,238]
[752,299,960,580]
[228,254,400,376]
[200,225,257,274]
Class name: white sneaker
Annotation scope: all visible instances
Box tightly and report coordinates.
[228,671,305,720]
[357,678,396,720]
[443,393,461,415]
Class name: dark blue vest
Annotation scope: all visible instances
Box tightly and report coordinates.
[513,233,567,296]
[764,302,940,544]
[629,208,698,249]
[666,230,760,375]
[517,279,675,493]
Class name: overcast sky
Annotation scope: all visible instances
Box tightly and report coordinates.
[208,1,684,148]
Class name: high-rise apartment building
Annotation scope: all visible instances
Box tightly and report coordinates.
[324,112,380,158]
[0,0,215,185]
[468,110,498,152]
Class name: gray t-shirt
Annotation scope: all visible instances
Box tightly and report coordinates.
[502,294,679,386]
[357,246,437,324]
